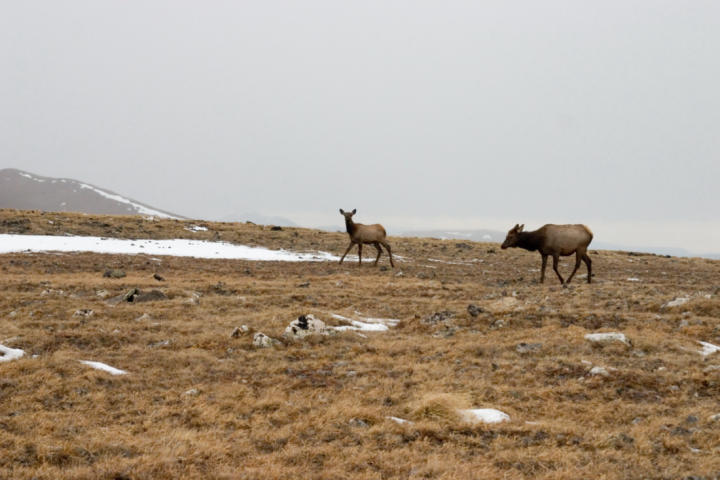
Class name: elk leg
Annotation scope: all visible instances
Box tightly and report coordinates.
[339,241,354,264]
[382,241,394,268]
[373,242,382,265]
[552,254,565,285]
[566,251,583,284]
[540,254,548,283]
[357,243,362,266]
[582,253,592,283]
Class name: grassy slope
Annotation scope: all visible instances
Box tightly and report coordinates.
[1,209,719,479]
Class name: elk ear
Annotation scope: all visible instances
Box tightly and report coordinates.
[513,224,520,231]
[352,209,357,214]
[339,209,344,214]
[518,224,525,232]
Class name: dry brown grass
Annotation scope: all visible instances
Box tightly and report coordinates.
[1,209,720,479]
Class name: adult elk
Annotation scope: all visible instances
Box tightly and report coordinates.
[338,209,394,267]
[501,224,593,285]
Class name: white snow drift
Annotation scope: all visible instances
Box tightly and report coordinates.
[0,344,25,363]
[459,408,510,424]
[80,360,128,375]
[0,234,340,262]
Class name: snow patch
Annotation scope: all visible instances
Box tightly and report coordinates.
[664,296,691,308]
[0,344,25,363]
[78,183,179,219]
[459,408,510,424]
[79,360,127,375]
[698,341,720,357]
[626,277,641,282]
[0,234,340,262]
[331,313,400,332]
[585,332,630,346]
[185,225,208,232]
[387,416,413,425]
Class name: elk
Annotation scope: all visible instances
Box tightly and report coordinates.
[338,209,394,267]
[501,223,593,285]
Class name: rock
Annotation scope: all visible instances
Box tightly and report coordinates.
[467,304,484,318]
[153,273,165,282]
[73,309,94,318]
[253,332,281,348]
[297,282,310,288]
[133,290,167,302]
[422,311,455,325]
[270,226,283,231]
[589,366,610,377]
[283,314,328,340]
[184,388,199,396]
[516,342,542,354]
[149,340,170,348]
[708,413,720,422]
[231,325,249,338]
[584,332,631,346]
[684,415,698,424]
[103,269,126,279]
[135,313,151,322]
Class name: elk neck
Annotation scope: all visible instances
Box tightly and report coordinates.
[517,230,543,252]
[345,217,358,236]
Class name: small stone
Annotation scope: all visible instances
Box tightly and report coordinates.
[708,413,720,422]
[467,304,484,318]
[184,388,199,396]
[297,282,310,288]
[73,309,94,318]
[349,418,369,428]
[231,325,249,338]
[270,226,283,231]
[135,313,151,322]
[153,273,165,282]
[684,415,699,424]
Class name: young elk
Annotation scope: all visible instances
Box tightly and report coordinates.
[339,209,394,267]
[501,224,593,285]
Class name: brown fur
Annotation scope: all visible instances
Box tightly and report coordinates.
[339,209,394,267]
[501,223,593,285]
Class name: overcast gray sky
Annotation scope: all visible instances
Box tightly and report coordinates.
[2,1,719,253]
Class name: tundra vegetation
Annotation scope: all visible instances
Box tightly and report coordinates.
[1,209,719,479]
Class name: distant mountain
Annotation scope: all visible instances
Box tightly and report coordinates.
[219,212,298,227]
[0,168,183,219]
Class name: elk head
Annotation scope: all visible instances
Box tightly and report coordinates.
[501,224,524,249]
